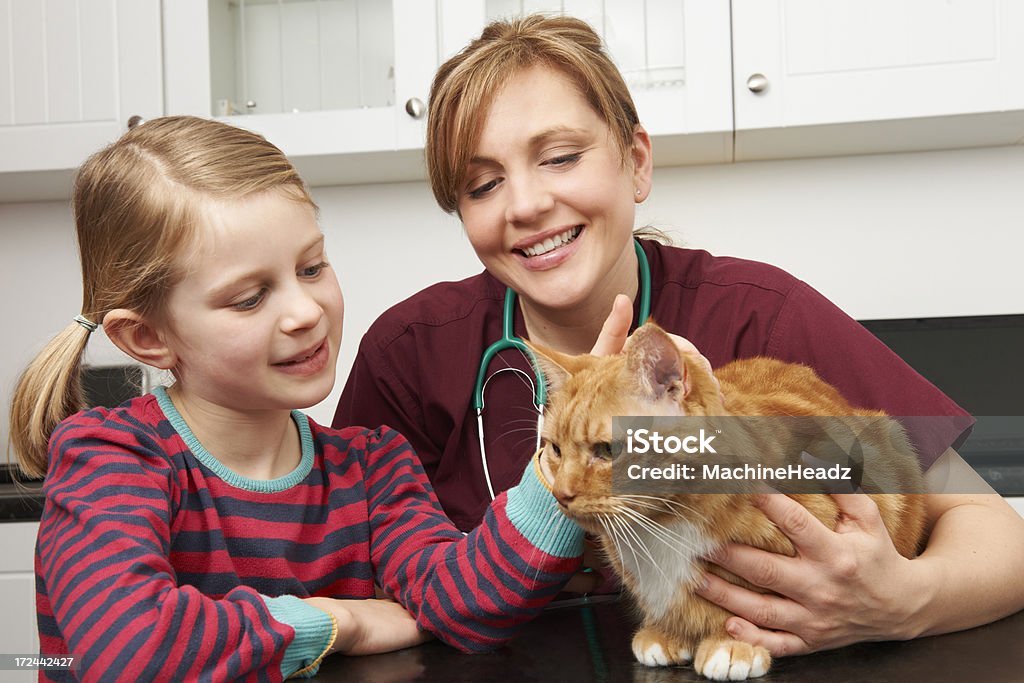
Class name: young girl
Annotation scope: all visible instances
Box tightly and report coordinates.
[9,116,583,682]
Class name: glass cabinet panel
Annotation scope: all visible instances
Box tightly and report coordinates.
[208,0,395,116]
[484,0,686,89]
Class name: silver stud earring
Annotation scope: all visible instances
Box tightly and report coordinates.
[635,188,641,196]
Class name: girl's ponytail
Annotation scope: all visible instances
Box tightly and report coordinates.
[9,319,95,478]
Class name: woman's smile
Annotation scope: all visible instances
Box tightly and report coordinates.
[514,225,586,271]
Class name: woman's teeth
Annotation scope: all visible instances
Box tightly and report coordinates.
[521,226,582,257]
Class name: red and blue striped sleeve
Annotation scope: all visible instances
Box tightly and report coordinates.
[36,409,330,682]
[357,426,584,652]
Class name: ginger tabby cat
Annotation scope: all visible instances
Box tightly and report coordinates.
[529,322,926,681]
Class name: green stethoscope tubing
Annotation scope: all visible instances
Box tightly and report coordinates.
[472,239,652,499]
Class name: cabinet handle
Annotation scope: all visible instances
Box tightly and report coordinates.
[126,115,145,129]
[405,98,426,120]
[746,73,769,94]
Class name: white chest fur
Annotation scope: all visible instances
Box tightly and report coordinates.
[614,516,718,621]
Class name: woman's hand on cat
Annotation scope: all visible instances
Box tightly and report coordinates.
[304,596,434,656]
[694,492,925,656]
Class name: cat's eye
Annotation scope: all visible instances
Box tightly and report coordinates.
[549,443,562,459]
[594,441,624,461]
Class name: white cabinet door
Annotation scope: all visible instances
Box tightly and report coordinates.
[0,0,162,174]
[732,0,1024,159]
[480,0,733,164]
[0,522,40,682]
[600,0,733,164]
[165,0,446,187]
[395,0,487,151]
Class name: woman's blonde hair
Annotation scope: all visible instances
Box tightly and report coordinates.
[9,116,313,478]
[426,14,640,214]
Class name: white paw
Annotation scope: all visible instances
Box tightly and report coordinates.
[749,651,768,678]
[701,645,750,681]
[633,641,669,667]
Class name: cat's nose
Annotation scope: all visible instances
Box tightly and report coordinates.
[553,488,576,507]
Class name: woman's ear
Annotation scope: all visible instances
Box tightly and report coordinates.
[102,309,177,370]
[630,124,653,202]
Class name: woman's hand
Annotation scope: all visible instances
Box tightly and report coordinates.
[305,597,434,656]
[694,492,931,656]
[590,294,720,399]
[589,294,634,356]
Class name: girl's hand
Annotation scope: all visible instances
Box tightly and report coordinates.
[305,597,434,656]
[694,493,930,656]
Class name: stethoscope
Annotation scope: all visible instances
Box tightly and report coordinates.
[472,239,653,499]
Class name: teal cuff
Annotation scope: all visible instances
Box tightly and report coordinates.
[504,457,584,558]
[263,595,333,678]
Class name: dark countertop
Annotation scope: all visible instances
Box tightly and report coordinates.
[0,467,43,522]
[314,596,1024,682]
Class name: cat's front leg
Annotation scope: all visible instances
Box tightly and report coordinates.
[631,625,695,667]
[693,636,770,681]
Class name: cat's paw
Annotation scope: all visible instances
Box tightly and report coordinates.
[694,638,770,681]
[631,627,693,667]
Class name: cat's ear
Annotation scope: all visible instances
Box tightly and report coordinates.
[524,342,575,395]
[625,323,689,401]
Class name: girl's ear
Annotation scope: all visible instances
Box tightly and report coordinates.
[630,124,653,202]
[102,309,177,370]
[625,323,689,401]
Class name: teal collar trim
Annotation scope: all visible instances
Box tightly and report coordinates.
[152,386,314,493]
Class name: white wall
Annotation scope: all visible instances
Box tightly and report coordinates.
[643,145,1024,321]
[2,144,1023,450]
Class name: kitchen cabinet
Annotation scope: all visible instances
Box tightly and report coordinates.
[124,0,1024,177]
[0,0,163,200]
[5,1,1024,201]
[732,0,1024,160]
[483,0,734,165]
[0,522,40,682]
[163,0,486,187]
[161,0,732,185]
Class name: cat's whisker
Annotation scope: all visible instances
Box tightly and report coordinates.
[618,494,711,526]
[499,417,545,428]
[597,513,630,582]
[613,504,693,552]
[617,506,701,557]
[493,350,543,395]
[613,513,671,586]
[525,506,569,587]
[607,515,645,584]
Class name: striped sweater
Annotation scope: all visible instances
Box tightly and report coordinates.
[36,387,583,682]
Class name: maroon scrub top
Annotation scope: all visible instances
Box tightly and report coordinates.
[335,240,971,532]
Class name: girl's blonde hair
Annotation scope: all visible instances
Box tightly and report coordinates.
[9,116,313,478]
[426,14,640,214]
